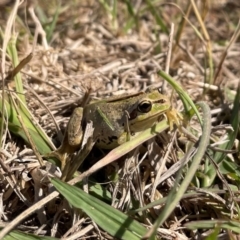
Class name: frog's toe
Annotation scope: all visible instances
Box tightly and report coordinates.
[166,109,183,130]
[44,151,68,171]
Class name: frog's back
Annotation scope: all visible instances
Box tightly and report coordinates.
[83,94,144,148]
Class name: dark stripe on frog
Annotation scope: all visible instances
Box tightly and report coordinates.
[152,99,167,104]
[104,92,144,103]
[108,136,118,143]
[97,136,118,144]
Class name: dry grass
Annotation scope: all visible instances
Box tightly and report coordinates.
[0,0,239,239]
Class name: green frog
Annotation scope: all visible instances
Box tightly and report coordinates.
[52,89,174,170]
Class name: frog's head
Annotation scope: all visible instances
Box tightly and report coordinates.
[127,90,171,131]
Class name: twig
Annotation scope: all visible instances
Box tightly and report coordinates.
[162,23,174,93]
[214,19,240,84]
[28,4,49,50]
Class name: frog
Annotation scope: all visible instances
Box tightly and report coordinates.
[51,88,174,171]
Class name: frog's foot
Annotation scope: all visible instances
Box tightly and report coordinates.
[44,150,68,171]
[165,108,183,130]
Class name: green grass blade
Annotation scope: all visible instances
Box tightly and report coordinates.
[0,95,53,152]
[124,0,135,17]
[185,220,240,234]
[46,2,61,42]
[2,120,51,155]
[51,178,147,239]
[123,0,140,32]
[2,229,58,240]
[143,102,211,239]
[158,70,202,122]
[145,0,168,33]
[203,84,240,187]
[7,35,26,105]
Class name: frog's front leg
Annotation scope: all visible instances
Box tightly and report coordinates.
[48,107,84,171]
[165,108,183,130]
[66,107,84,148]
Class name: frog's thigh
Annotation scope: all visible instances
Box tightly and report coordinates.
[67,107,84,147]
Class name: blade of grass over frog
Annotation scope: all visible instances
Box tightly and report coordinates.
[51,178,147,239]
[67,119,169,181]
[185,220,240,234]
[143,102,211,239]
[158,70,202,123]
[72,119,170,183]
[202,84,240,187]
[97,107,115,131]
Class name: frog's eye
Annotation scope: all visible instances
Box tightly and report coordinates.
[138,100,152,113]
